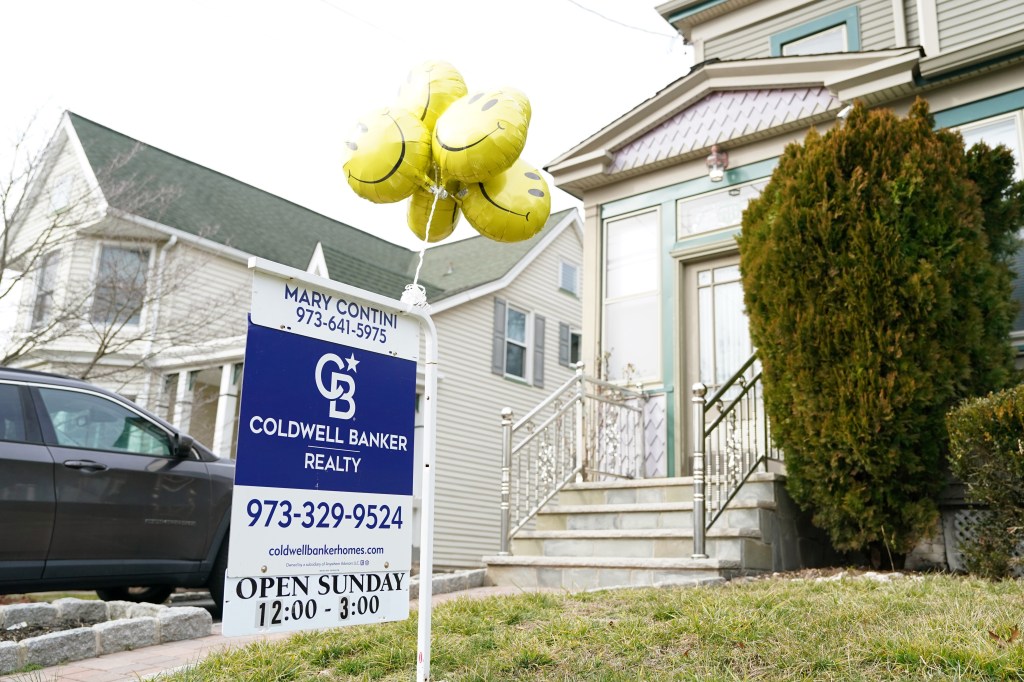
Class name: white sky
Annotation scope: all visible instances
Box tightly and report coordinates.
[2,0,692,251]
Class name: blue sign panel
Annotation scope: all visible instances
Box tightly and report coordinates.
[234,319,416,496]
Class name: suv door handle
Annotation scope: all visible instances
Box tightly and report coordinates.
[63,459,108,473]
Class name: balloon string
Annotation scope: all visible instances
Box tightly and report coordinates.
[402,183,442,309]
[412,186,441,287]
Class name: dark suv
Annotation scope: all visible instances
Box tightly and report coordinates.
[0,367,233,614]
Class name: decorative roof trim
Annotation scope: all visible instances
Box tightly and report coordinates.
[307,242,329,278]
[548,49,921,196]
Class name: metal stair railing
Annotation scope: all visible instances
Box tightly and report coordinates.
[499,364,647,554]
[690,351,783,558]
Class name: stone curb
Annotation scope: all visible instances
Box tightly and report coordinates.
[0,599,212,675]
[409,568,487,601]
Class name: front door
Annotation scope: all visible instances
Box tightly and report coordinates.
[682,254,753,473]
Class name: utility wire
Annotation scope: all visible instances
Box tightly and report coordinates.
[563,0,677,38]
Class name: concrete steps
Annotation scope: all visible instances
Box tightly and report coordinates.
[486,473,793,590]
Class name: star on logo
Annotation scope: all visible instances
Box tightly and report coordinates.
[345,353,360,372]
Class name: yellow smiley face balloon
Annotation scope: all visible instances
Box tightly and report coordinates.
[433,87,531,183]
[407,185,461,243]
[342,107,431,204]
[395,60,468,131]
[461,158,551,243]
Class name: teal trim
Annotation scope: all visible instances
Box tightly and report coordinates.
[660,200,677,476]
[770,6,860,56]
[933,88,1024,129]
[672,226,742,254]
[602,158,779,220]
[668,0,728,23]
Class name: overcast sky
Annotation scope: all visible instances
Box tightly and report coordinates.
[2,0,692,251]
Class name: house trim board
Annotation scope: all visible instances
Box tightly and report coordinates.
[932,87,1024,129]
[769,6,861,57]
[600,158,779,220]
[106,207,254,264]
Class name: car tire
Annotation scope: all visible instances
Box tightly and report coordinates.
[95,585,174,604]
[207,537,228,618]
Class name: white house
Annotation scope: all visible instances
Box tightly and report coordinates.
[3,111,584,569]
[484,0,1024,588]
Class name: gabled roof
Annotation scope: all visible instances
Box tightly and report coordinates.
[547,49,921,197]
[65,113,577,303]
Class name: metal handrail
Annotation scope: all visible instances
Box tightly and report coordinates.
[499,364,647,554]
[692,350,782,557]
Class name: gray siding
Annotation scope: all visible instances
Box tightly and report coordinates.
[429,227,583,569]
[705,0,894,60]
[938,0,1024,52]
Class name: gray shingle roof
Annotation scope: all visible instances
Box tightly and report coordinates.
[68,113,570,301]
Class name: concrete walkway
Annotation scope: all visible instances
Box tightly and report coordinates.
[0,586,543,682]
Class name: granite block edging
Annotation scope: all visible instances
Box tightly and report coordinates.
[409,568,487,601]
[0,599,212,675]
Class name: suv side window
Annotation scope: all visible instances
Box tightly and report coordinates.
[36,387,173,457]
[0,383,28,442]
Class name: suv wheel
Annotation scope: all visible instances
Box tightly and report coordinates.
[95,586,174,604]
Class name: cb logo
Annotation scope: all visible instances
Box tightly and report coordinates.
[315,353,356,419]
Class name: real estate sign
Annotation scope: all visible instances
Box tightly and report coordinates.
[222,265,420,636]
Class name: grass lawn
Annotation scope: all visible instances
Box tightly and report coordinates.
[162,573,1024,681]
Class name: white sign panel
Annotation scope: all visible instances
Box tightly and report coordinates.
[249,270,420,361]
[221,571,409,637]
[223,264,419,637]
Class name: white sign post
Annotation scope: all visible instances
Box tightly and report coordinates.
[222,256,438,677]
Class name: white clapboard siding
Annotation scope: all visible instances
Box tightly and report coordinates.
[937,0,1024,52]
[705,0,894,60]
[156,243,250,340]
[428,226,583,569]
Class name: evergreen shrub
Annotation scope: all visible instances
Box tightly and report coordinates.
[947,385,1024,578]
[737,100,1019,561]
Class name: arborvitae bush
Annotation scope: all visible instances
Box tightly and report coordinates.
[947,386,1024,578]
[737,100,1020,562]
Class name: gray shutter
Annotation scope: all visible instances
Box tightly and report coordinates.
[491,298,506,375]
[533,315,546,388]
[558,322,570,367]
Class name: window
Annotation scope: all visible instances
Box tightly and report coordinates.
[603,210,660,381]
[559,260,580,296]
[958,113,1023,181]
[677,180,768,239]
[782,25,846,55]
[559,323,582,367]
[0,384,27,442]
[491,298,546,386]
[505,305,528,378]
[770,7,860,57]
[37,387,173,456]
[48,174,72,213]
[31,251,60,328]
[91,245,150,326]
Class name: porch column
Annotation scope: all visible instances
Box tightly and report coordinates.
[212,362,242,458]
[172,370,194,433]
